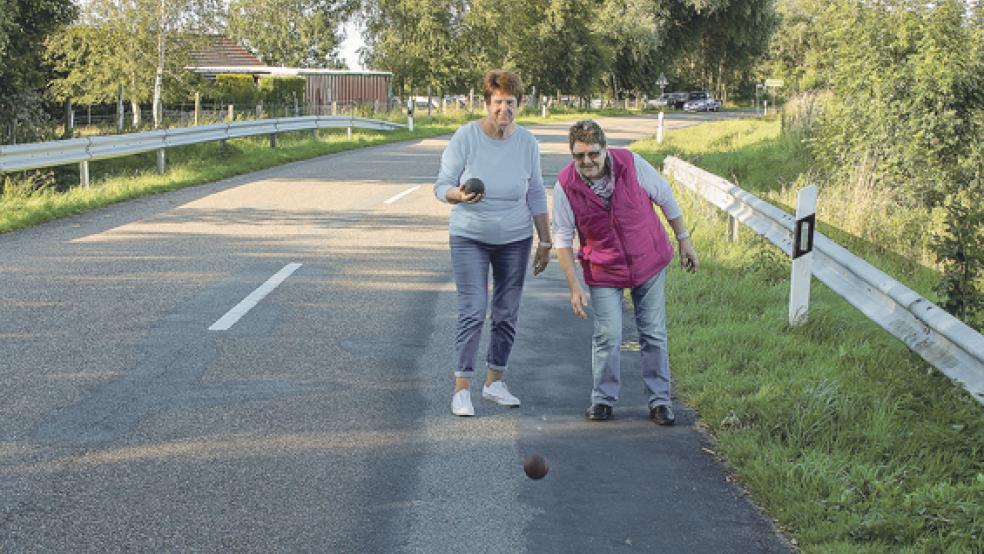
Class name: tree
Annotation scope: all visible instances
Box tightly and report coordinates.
[762,0,839,93]
[361,0,778,101]
[228,0,358,68]
[505,0,608,99]
[800,0,984,324]
[47,0,222,129]
[362,0,467,97]
[598,0,666,98]
[0,0,77,143]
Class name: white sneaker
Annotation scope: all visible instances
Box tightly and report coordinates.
[482,380,521,407]
[451,389,475,416]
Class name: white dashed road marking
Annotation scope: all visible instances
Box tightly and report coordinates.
[383,185,420,204]
[209,263,302,331]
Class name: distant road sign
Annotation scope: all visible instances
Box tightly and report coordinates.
[765,79,785,88]
[656,73,669,87]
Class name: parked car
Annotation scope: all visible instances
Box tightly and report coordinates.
[683,91,721,112]
[411,96,440,109]
[648,94,671,108]
[666,91,689,109]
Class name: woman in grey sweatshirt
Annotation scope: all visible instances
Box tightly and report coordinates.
[433,69,552,417]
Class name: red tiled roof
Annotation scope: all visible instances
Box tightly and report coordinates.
[189,35,263,67]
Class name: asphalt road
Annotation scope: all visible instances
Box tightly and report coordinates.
[0,112,790,552]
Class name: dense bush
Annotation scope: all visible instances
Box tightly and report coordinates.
[212,74,257,107]
[778,0,984,325]
[257,76,305,109]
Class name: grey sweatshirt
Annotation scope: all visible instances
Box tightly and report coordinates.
[434,122,547,245]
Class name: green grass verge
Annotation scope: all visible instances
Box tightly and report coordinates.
[633,116,942,304]
[0,121,463,234]
[0,109,630,235]
[633,119,984,552]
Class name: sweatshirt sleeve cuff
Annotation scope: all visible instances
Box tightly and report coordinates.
[434,184,452,203]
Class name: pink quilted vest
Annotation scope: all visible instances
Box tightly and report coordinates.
[558,148,674,288]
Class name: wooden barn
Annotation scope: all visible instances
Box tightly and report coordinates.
[300,70,393,111]
[189,36,393,111]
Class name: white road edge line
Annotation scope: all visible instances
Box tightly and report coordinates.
[383,185,420,204]
[208,263,303,331]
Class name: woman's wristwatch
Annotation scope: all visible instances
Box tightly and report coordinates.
[675,231,690,241]
[538,241,552,249]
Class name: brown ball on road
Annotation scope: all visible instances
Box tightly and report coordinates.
[523,454,548,480]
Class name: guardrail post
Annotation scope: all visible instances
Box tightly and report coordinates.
[789,185,818,326]
[80,161,90,189]
[541,95,547,118]
[657,111,664,144]
[269,133,277,148]
[728,215,739,242]
[227,104,234,122]
[156,149,165,174]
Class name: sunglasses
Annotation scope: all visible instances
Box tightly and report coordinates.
[572,149,604,162]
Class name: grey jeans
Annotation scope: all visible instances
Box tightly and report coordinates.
[450,235,532,378]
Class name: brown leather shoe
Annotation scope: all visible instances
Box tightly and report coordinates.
[649,405,675,425]
[585,404,613,421]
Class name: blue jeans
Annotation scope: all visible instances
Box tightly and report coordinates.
[588,269,671,409]
[450,235,532,378]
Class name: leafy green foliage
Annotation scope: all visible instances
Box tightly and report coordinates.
[213,74,258,106]
[45,0,221,128]
[228,0,356,68]
[362,0,778,100]
[792,0,984,325]
[363,0,468,96]
[0,0,77,143]
[258,76,306,108]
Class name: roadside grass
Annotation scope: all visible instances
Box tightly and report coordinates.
[0,108,629,235]
[633,116,941,303]
[0,121,463,234]
[632,120,984,552]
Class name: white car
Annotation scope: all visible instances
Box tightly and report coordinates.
[683,91,721,112]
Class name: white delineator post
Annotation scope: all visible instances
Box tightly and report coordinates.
[657,111,664,144]
[407,98,414,132]
[789,185,818,326]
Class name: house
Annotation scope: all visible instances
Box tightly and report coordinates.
[188,36,393,111]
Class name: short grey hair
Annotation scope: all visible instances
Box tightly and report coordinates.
[568,120,607,151]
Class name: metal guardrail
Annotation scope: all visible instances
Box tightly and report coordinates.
[0,115,405,174]
[664,156,984,405]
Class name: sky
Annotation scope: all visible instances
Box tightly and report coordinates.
[339,20,365,71]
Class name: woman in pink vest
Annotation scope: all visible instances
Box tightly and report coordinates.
[552,120,699,424]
